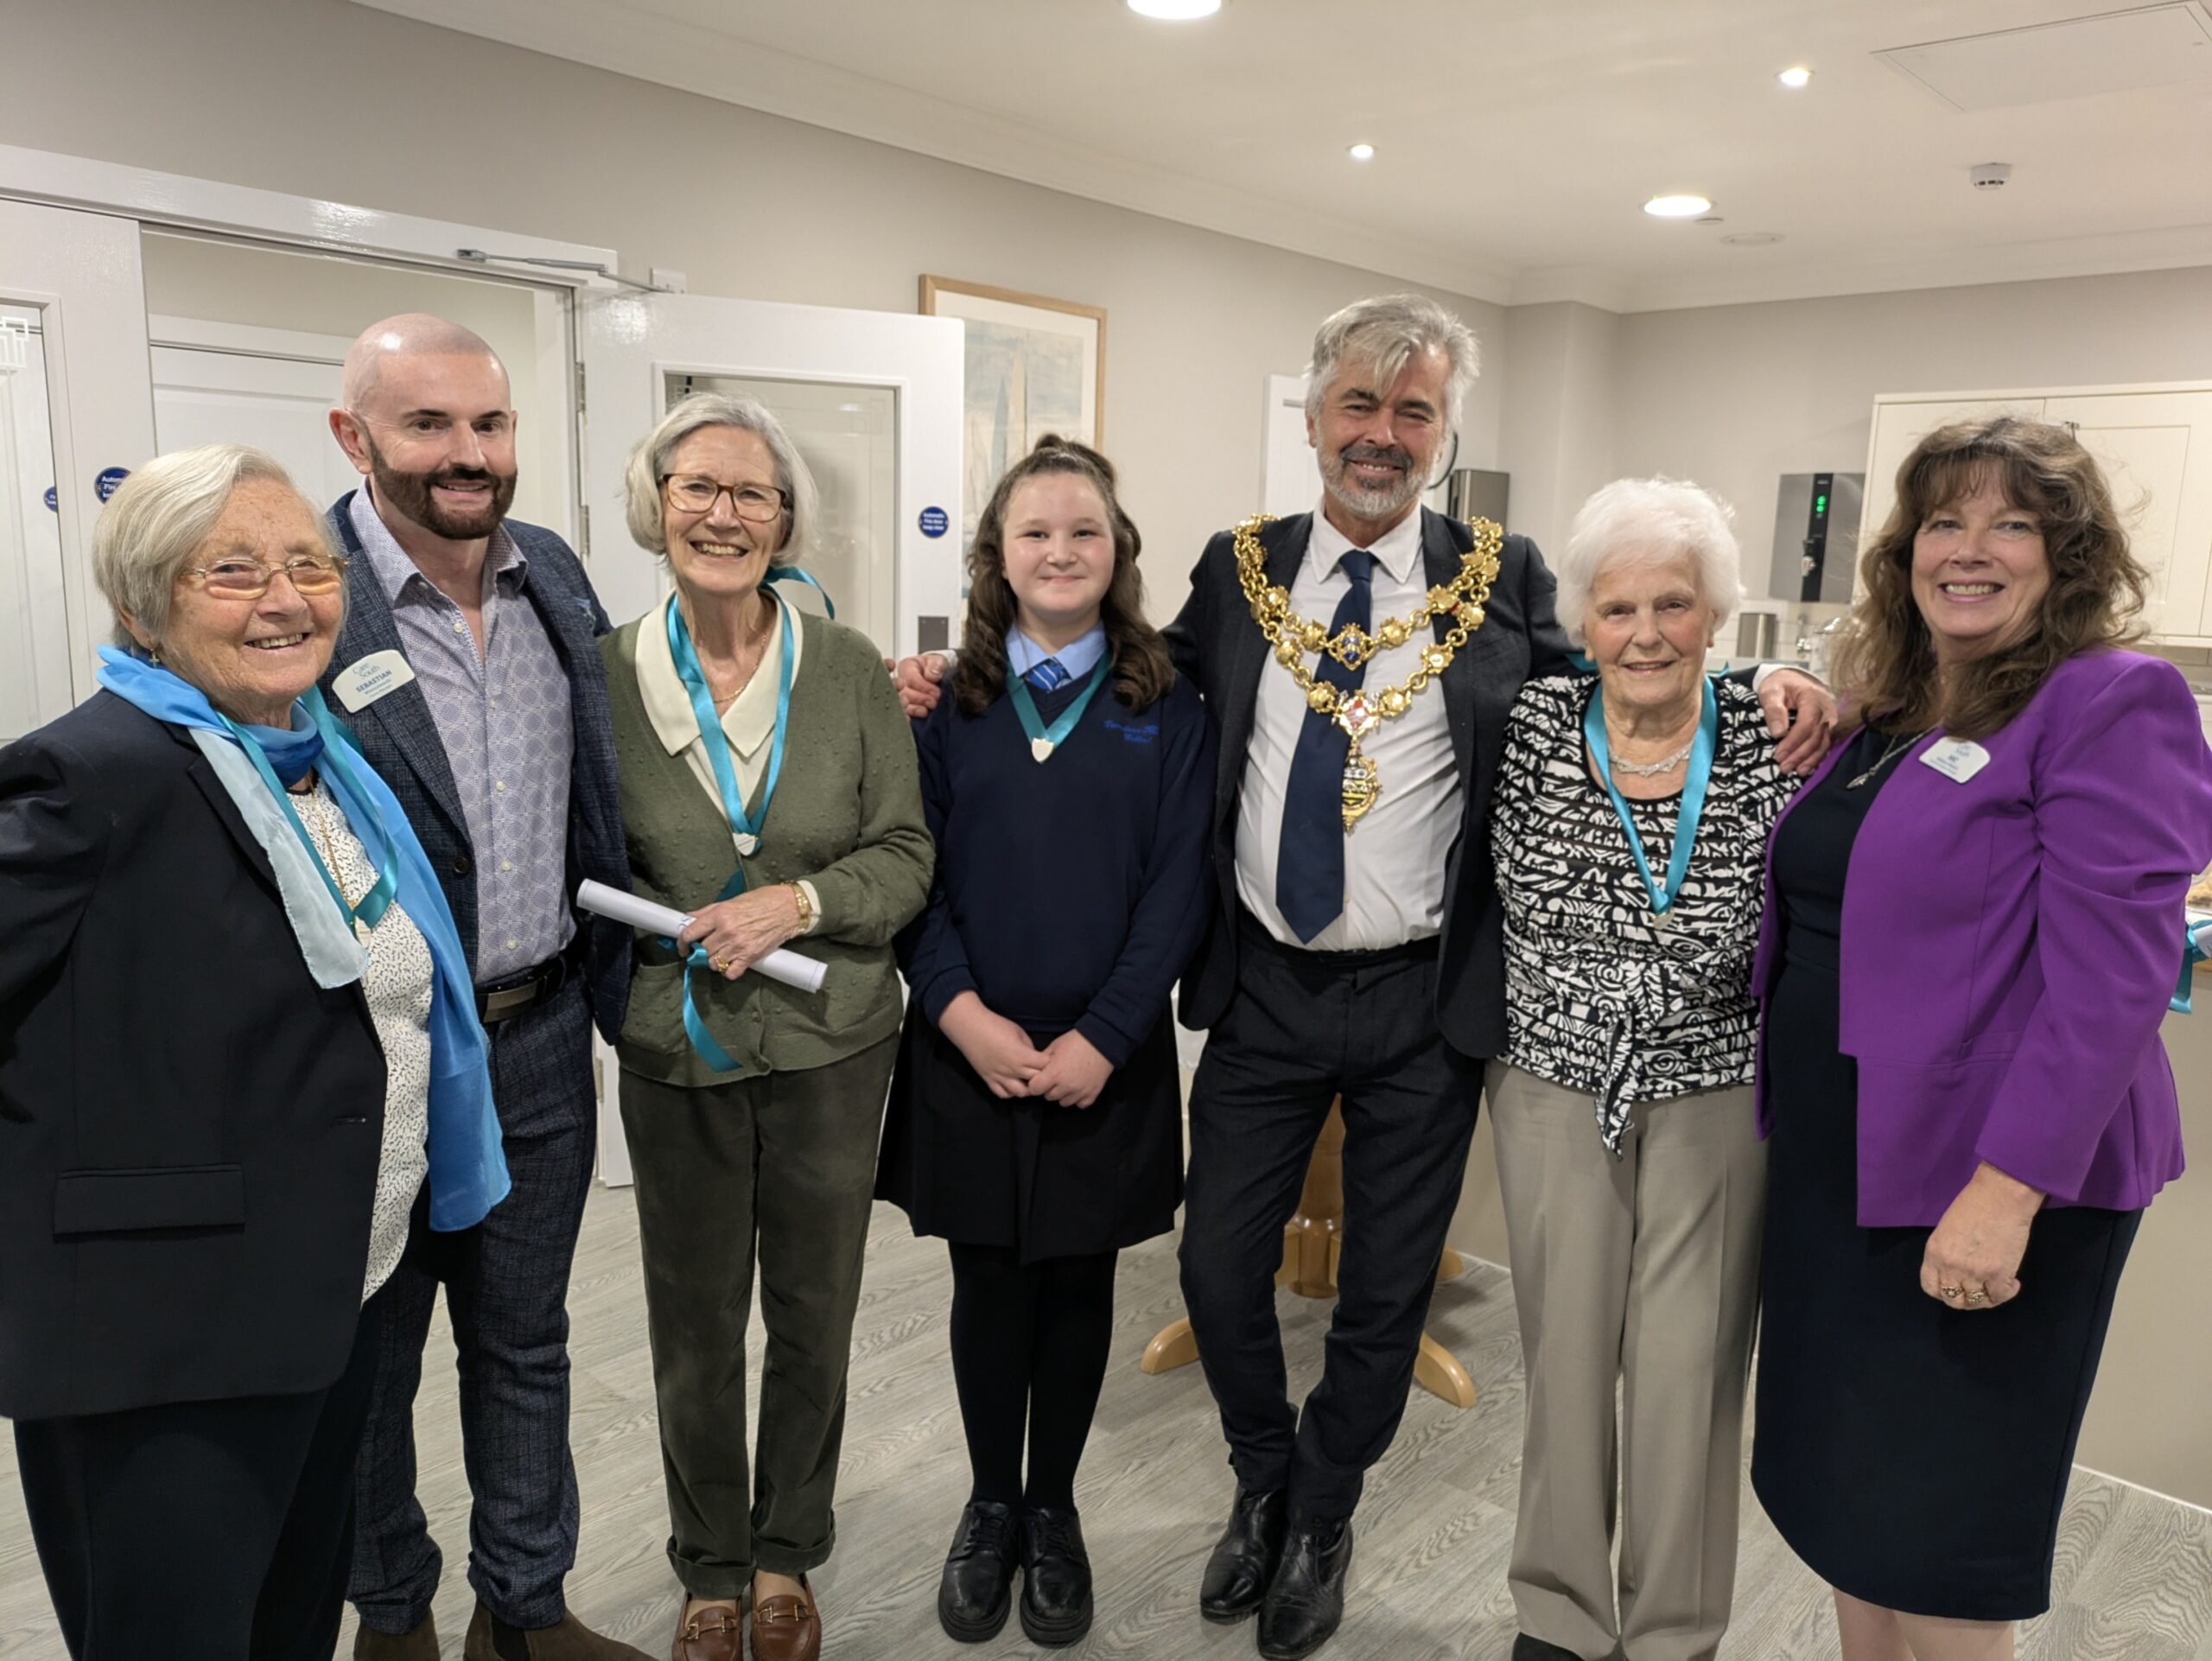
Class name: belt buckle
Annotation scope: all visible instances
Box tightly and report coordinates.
[479,981,539,1022]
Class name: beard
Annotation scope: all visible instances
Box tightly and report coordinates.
[1319,439,1427,525]
[365,436,518,541]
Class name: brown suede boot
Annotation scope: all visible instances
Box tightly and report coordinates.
[355,1611,439,1660]
[461,1604,656,1661]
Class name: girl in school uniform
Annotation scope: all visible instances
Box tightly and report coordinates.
[878,435,1216,1647]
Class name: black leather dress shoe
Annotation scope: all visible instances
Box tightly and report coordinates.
[1255,1516,1353,1661]
[938,1499,1020,1642]
[1198,1485,1288,1623]
[1511,1636,1585,1661]
[1017,1505,1094,1646]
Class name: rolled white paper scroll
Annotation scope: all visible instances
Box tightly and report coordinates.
[576,879,828,995]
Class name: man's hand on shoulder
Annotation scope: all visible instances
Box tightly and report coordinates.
[1757,667,1837,775]
[893,651,951,719]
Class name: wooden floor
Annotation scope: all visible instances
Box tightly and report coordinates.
[4,1186,2209,1660]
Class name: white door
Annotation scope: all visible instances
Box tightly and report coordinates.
[2044,391,2212,642]
[580,290,963,658]
[0,200,156,738]
[149,319,361,506]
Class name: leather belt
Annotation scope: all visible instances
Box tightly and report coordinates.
[475,939,586,1025]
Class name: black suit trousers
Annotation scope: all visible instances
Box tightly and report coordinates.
[1177,917,1482,1520]
[14,1290,385,1661]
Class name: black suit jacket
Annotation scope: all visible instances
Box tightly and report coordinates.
[1166,506,1574,1061]
[322,493,631,1039]
[0,694,388,1421]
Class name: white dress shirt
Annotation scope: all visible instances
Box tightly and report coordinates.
[1236,501,1462,951]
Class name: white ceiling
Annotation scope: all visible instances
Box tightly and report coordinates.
[352,0,2212,313]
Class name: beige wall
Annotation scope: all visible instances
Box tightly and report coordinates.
[0,0,1503,623]
[1611,268,2212,599]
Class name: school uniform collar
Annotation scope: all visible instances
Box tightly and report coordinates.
[636,591,799,762]
[1305,498,1424,588]
[1008,624,1108,684]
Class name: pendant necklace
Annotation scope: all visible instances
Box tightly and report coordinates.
[1845,727,1929,790]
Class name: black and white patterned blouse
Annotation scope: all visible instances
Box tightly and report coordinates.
[1491,674,1796,1151]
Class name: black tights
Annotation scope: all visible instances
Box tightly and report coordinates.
[946,1243,1118,1511]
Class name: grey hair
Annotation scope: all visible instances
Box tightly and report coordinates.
[92,443,339,650]
[1304,293,1482,442]
[622,391,819,567]
[1555,477,1742,649]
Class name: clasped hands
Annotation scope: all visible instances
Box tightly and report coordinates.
[677,885,804,980]
[938,991,1113,1108]
[1919,1161,2044,1313]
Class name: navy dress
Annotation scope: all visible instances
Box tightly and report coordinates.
[878,661,1216,1263]
[1751,725,2141,1622]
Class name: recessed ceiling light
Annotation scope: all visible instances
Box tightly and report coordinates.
[1347,143,1376,162]
[1721,232,1784,247]
[1128,0,1220,17]
[1777,66,1814,89]
[1644,194,1713,219]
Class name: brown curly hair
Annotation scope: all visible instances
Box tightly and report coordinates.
[1829,417,2150,741]
[951,435,1176,716]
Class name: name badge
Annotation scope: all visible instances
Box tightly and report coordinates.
[331,649,417,714]
[1919,737,1991,784]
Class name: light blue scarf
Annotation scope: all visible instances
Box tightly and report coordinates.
[97,647,509,1231]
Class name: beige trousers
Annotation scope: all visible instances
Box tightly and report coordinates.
[1486,1062,1768,1661]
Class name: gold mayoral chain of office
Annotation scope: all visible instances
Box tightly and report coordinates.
[1235,512,1504,832]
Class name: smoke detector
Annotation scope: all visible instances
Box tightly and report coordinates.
[1970,162,2013,190]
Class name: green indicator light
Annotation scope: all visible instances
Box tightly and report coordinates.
[1815,494,1828,513]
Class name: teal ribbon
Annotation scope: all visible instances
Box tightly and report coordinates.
[1007,659,1109,761]
[660,589,803,1073]
[1582,677,1720,920]
[220,691,397,934]
[2172,919,2211,1014]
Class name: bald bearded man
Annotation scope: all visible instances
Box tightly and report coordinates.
[322,317,642,1661]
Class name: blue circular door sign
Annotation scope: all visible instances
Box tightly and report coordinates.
[918,506,950,538]
[94,466,130,502]
[43,486,57,512]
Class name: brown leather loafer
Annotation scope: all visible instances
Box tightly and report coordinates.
[355,1611,439,1661]
[750,1575,821,1661]
[671,1600,742,1661]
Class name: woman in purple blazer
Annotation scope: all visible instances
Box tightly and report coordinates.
[1750,417,2212,1661]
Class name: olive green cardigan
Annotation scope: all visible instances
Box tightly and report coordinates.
[601,610,931,1087]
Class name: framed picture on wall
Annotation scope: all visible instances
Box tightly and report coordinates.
[919,276,1107,556]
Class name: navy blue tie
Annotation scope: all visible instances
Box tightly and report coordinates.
[1276,550,1375,942]
[1026,657,1071,692]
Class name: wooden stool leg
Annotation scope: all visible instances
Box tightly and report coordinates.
[1140,1315,1199,1374]
[1412,1331,1476,1409]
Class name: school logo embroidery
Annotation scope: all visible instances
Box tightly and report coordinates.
[1103,720,1159,744]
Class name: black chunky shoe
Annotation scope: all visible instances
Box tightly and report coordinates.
[1198,1485,1288,1623]
[1511,1636,1586,1661]
[1017,1505,1094,1646]
[938,1499,1019,1642]
[1255,1515,1352,1661]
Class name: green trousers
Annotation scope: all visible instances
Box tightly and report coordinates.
[619,1034,896,1596]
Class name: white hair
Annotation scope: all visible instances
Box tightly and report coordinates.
[1304,293,1481,442]
[92,444,339,649]
[1555,477,1742,649]
[622,391,819,568]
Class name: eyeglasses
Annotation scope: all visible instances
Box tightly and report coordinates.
[661,474,790,524]
[185,554,350,599]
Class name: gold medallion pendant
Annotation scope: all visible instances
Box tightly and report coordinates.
[1236,512,1504,831]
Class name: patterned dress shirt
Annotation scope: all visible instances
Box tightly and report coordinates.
[349,490,575,983]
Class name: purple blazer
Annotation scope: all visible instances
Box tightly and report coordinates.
[1751,649,2212,1225]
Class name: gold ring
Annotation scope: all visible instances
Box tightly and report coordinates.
[1964,1289,1990,1305]
[709,956,730,974]
[1940,1285,1963,1300]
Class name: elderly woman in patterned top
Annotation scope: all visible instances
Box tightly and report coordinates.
[1485,478,1796,1661]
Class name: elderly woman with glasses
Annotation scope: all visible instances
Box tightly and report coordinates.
[600,392,931,1661]
[1486,478,1798,1661]
[0,445,505,1661]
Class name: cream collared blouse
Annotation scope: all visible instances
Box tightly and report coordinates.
[635,590,823,932]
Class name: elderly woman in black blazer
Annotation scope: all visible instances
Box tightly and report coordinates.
[0,444,505,1661]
